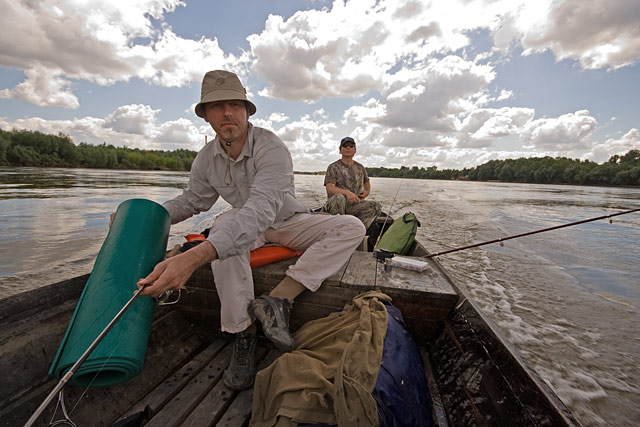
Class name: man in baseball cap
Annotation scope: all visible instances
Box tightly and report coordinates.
[324,136,381,229]
[134,70,366,390]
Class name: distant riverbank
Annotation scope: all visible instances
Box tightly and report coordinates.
[2,128,640,186]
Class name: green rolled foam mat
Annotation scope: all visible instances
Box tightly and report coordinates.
[49,199,170,387]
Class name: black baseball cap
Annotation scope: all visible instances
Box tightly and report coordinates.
[340,137,356,147]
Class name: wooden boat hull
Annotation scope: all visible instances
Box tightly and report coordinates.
[0,241,581,426]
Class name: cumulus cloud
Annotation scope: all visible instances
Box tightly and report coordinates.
[154,118,204,147]
[104,104,159,135]
[248,0,507,102]
[521,110,597,151]
[343,98,386,123]
[497,0,640,70]
[0,0,238,107]
[456,107,535,148]
[586,128,640,163]
[0,66,79,108]
[381,129,446,148]
[268,112,289,123]
[0,103,203,150]
[276,115,336,153]
[380,56,496,132]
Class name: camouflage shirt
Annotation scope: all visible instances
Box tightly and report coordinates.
[324,159,369,196]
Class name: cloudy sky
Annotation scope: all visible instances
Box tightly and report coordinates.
[1,0,639,171]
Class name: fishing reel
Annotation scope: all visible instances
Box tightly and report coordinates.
[374,249,395,272]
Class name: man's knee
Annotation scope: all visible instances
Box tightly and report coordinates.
[341,214,366,237]
[371,200,382,215]
[325,194,347,214]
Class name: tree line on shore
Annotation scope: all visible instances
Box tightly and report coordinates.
[1,128,639,186]
[366,151,640,185]
[0,129,196,171]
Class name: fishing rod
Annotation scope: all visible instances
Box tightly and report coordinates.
[24,284,150,427]
[373,179,403,250]
[422,207,640,259]
[371,180,405,288]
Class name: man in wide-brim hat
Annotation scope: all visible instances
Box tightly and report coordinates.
[135,70,366,390]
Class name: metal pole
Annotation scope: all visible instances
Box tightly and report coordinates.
[423,207,640,259]
[23,284,149,427]
[374,180,403,249]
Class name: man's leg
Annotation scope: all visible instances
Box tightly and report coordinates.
[324,193,348,215]
[210,209,263,390]
[210,209,257,334]
[251,213,365,350]
[345,199,382,228]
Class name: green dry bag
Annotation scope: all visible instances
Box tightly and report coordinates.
[375,212,421,255]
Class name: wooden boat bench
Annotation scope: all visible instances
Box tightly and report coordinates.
[179,248,459,343]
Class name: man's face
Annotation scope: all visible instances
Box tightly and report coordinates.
[340,142,356,156]
[204,100,249,144]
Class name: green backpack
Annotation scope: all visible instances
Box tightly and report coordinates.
[375,212,421,255]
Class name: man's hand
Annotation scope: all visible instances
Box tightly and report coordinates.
[109,212,116,227]
[137,240,217,298]
[359,190,369,199]
[345,191,360,204]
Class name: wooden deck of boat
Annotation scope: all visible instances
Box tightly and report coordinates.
[115,337,280,427]
[1,248,460,426]
[110,249,459,426]
[113,333,447,427]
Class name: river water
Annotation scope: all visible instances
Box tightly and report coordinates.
[1,167,638,426]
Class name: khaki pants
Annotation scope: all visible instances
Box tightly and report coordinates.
[210,209,366,333]
[324,194,382,228]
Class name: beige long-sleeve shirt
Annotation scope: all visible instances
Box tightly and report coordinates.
[163,124,308,259]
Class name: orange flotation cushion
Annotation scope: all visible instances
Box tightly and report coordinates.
[183,234,302,268]
[249,246,303,268]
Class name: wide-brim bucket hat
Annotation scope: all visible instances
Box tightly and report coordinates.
[195,70,257,118]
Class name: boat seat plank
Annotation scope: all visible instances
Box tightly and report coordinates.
[183,250,459,343]
[336,251,457,296]
[212,388,253,427]
[336,251,458,341]
[180,347,278,426]
[251,251,457,301]
[119,338,227,421]
[144,343,235,427]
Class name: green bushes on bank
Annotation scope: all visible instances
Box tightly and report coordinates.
[365,152,640,186]
[0,129,196,171]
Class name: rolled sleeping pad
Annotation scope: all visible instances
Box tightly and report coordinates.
[49,199,170,387]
